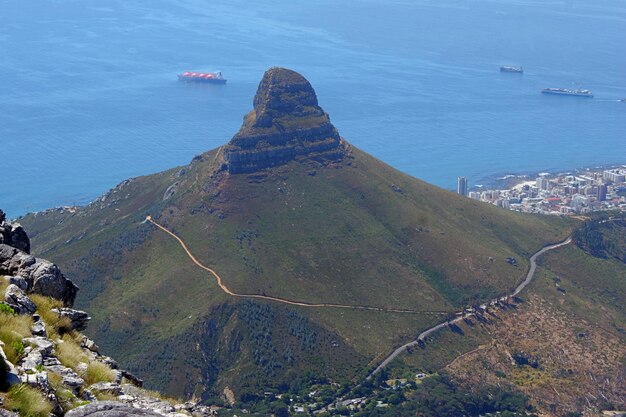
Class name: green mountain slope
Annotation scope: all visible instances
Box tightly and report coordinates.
[20,68,570,401]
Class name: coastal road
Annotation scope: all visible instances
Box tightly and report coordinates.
[145,216,445,315]
[365,237,572,380]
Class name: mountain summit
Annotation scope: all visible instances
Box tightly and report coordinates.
[224,67,344,173]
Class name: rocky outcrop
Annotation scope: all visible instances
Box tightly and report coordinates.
[0,212,216,416]
[52,308,90,331]
[0,210,30,254]
[65,402,162,417]
[224,67,345,174]
[0,244,78,306]
[4,284,36,315]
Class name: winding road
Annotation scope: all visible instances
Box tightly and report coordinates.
[146,215,571,379]
[146,216,444,315]
[365,236,572,380]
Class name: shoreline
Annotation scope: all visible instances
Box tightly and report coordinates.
[472,162,626,192]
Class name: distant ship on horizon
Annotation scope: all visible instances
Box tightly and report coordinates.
[541,87,593,98]
[500,65,523,73]
[177,71,227,84]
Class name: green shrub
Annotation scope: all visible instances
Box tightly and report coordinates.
[5,384,53,417]
[0,303,15,315]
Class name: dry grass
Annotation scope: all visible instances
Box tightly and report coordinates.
[5,384,53,417]
[94,391,118,401]
[0,312,33,363]
[29,294,72,339]
[137,387,182,405]
[55,333,88,370]
[0,277,9,294]
[83,361,116,385]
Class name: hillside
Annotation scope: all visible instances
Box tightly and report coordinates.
[20,68,571,401]
[1,210,214,416]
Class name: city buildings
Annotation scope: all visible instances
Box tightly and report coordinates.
[459,167,626,215]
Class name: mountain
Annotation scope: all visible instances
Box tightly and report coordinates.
[19,68,571,402]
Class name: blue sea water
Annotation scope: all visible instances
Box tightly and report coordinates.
[1,0,625,217]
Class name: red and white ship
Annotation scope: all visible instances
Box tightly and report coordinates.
[177,71,227,84]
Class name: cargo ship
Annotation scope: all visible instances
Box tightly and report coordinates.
[541,88,593,98]
[177,71,227,84]
[500,66,523,73]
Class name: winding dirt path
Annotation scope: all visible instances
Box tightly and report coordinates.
[365,237,572,379]
[146,216,444,315]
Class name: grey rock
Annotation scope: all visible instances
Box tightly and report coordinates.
[99,356,119,369]
[23,337,54,357]
[0,220,31,254]
[20,370,50,391]
[65,402,163,417]
[0,244,78,306]
[0,409,19,417]
[163,182,179,200]
[81,388,97,401]
[89,382,123,396]
[113,369,123,384]
[45,364,84,388]
[43,356,61,366]
[51,308,90,331]
[4,284,36,314]
[20,349,43,370]
[31,260,79,306]
[5,276,28,291]
[121,369,143,387]
[81,336,99,352]
[31,320,47,337]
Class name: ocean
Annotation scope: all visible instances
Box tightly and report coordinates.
[1,0,625,217]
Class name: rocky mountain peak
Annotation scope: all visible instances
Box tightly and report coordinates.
[250,67,321,128]
[224,67,345,174]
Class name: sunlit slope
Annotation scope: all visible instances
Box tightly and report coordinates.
[20,67,571,398]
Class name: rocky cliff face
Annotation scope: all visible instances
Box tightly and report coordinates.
[224,67,345,174]
[0,212,215,416]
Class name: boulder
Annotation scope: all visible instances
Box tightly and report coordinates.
[30,260,79,306]
[89,382,123,396]
[0,244,78,306]
[4,284,36,315]
[45,364,85,389]
[31,316,47,337]
[5,276,27,291]
[65,402,163,417]
[0,218,31,254]
[51,308,90,331]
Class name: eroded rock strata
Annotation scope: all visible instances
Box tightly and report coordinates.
[224,67,345,174]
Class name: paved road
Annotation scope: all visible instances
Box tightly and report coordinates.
[365,237,572,380]
[146,216,445,315]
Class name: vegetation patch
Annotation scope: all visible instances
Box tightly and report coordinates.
[83,361,116,385]
[5,384,53,417]
[56,333,89,370]
[29,294,73,339]
[0,310,33,363]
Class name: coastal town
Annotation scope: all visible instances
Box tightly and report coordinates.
[459,167,626,215]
